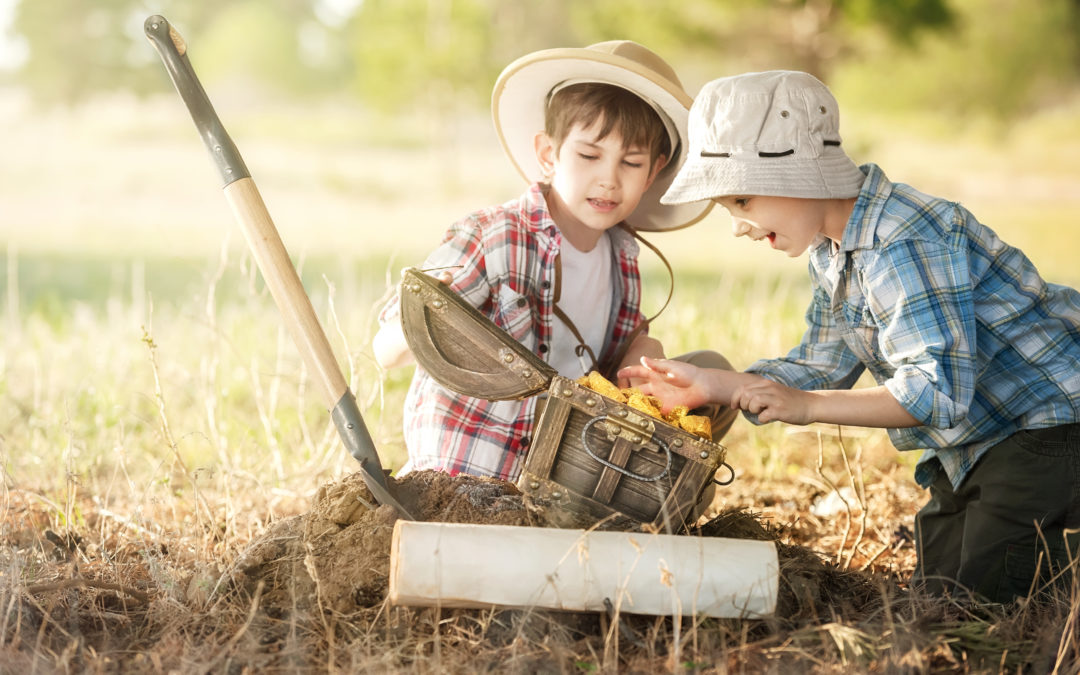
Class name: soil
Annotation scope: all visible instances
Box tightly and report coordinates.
[226,470,541,617]
[225,469,900,623]
[8,469,997,672]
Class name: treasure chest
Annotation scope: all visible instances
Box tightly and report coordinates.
[398,267,731,531]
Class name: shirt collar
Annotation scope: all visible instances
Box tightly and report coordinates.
[525,182,560,236]
[839,163,891,253]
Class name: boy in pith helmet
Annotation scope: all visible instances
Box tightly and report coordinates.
[620,70,1080,603]
[375,41,737,483]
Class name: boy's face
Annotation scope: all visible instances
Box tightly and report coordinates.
[535,118,666,249]
[714,195,829,257]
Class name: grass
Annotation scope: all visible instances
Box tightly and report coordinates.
[2,88,1080,671]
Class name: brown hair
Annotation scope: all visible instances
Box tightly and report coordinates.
[544,83,671,166]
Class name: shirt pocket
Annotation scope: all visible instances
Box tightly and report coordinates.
[839,299,881,361]
[840,298,871,327]
[495,285,535,344]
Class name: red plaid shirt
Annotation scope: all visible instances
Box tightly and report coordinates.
[379,183,646,480]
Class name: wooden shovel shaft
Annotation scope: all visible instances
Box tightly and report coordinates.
[223,178,406,513]
[222,178,347,406]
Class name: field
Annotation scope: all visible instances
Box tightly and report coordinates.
[3,86,1080,672]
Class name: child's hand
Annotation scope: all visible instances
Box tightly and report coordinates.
[616,356,710,413]
[731,378,814,425]
[616,335,665,388]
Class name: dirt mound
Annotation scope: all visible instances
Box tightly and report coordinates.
[226,470,899,622]
[226,470,535,616]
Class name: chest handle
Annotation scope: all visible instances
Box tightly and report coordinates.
[580,416,672,482]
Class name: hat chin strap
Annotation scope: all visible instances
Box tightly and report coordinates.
[546,78,680,166]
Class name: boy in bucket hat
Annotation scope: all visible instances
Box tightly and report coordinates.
[374,42,738,483]
[619,70,1080,603]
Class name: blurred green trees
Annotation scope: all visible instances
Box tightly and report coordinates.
[10,0,329,102]
[838,0,1080,120]
[11,0,163,104]
[8,0,1079,120]
[346,0,497,113]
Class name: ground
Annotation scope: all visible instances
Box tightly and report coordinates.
[3,468,1073,672]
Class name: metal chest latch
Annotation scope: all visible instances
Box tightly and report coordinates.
[580,414,672,482]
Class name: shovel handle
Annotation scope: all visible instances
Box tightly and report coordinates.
[143,16,248,187]
[144,15,410,517]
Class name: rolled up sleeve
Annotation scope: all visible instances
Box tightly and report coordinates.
[869,237,977,429]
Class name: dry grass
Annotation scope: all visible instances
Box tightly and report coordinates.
[5,458,1080,672]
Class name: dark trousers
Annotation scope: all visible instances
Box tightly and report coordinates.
[913,423,1080,603]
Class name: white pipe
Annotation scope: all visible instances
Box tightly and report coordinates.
[389,521,778,618]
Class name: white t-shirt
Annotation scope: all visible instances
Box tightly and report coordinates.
[548,232,613,377]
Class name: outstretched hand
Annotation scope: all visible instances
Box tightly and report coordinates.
[730,377,815,425]
[620,356,818,425]
[616,356,711,413]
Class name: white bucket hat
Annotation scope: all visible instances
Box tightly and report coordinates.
[661,70,866,205]
[492,40,712,232]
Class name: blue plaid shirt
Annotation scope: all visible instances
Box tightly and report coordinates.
[746,164,1080,489]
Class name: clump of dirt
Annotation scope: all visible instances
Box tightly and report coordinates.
[226,469,898,622]
[694,508,902,623]
[226,470,544,616]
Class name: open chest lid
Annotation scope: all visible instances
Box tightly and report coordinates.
[398,267,558,401]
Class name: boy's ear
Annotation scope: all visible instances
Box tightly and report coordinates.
[534,131,556,179]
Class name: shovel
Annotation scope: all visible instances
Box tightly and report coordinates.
[144,15,415,520]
